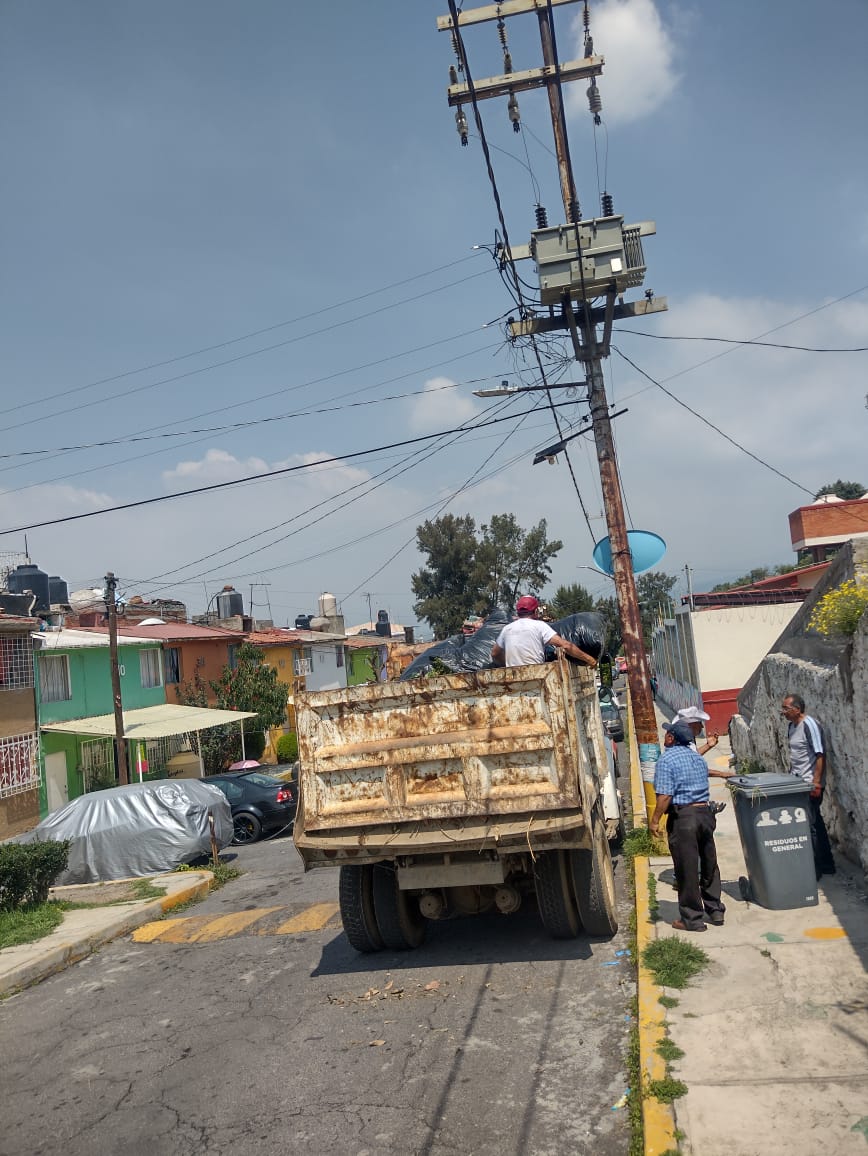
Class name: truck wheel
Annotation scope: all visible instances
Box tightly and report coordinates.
[533,850,581,939]
[571,807,619,937]
[372,865,426,950]
[339,865,384,953]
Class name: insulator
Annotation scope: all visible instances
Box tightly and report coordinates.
[583,1,590,29]
[451,30,463,68]
[449,64,458,85]
[584,33,593,57]
[601,191,614,216]
[535,204,548,229]
[587,81,602,124]
[455,106,469,146]
[507,93,521,132]
[503,49,513,74]
[497,17,507,48]
[569,197,581,224]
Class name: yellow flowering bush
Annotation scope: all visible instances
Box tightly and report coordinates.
[808,577,868,637]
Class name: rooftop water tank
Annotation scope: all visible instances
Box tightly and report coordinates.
[295,614,313,629]
[7,563,50,613]
[318,592,338,618]
[375,610,391,638]
[48,576,69,606]
[216,587,243,619]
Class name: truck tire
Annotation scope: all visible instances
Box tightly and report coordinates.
[339,865,384,953]
[372,864,426,950]
[533,850,581,939]
[571,807,619,937]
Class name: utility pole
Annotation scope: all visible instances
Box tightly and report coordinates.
[438,0,663,808]
[103,572,128,786]
[684,564,695,612]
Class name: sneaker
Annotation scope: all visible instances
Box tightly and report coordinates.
[672,919,706,932]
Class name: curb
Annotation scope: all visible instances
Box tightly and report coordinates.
[627,706,679,1156]
[0,870,213,997]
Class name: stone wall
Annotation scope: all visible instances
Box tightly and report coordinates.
[730,540,868,875]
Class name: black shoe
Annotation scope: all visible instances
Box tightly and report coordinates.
[709,801,726,815]
[706,912,725,926]
[672,920,706,932]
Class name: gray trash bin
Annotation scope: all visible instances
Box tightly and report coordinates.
[729,773,818,910]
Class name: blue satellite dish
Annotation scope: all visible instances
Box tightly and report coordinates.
[592,531,667,577]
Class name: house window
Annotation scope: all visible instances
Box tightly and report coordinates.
[140,649,163,689]
[335,645,344,669]
[293,648,313,677]
[228,645,238,671]
[40,654,71,703]
[0,732,39,798]
[0,637,35,691]
[80,738,115,792]
[164,647,181,685]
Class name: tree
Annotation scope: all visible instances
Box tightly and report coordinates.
[179,643,288,772]
[411,512,563,637]
[815,480,865,501]
[548,582,594,619]
[636,571,678,647]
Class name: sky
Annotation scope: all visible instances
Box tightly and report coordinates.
[1,0,866,634]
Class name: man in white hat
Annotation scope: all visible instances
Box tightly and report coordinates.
[672,705,719,758]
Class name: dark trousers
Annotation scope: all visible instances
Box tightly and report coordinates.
[666,805,724,928]
[809,790,835,875]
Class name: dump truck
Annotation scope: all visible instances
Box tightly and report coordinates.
[292,657,621,950]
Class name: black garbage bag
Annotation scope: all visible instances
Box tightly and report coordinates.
[399,634,465,680]
[544,611,607,663]
[457,622,502,671]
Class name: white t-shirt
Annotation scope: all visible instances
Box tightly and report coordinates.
[495,618,556,666]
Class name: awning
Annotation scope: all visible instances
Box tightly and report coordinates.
[40,703,257,740]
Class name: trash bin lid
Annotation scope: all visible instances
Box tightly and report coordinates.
[729,772,812,797]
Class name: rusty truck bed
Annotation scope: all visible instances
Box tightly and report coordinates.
[294,661,608,863]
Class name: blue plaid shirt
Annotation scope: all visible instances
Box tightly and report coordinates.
[654,745,710,804]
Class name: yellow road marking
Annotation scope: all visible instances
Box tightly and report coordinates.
[804,927,847,940]
[186,907,284,942]
[273,902,341,934]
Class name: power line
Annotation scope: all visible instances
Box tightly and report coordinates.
[0,400,579,537]
[617,329,868,353]
[2,252,484,421]
[3,268,495,436]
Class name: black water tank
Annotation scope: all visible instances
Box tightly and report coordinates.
[216,588,244,619]
[49,576,69,605]
[7,563,50,612]
[375,610,391,638]
[295,614,313,629]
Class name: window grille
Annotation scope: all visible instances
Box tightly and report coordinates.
[81,738,115,792]
[40,654,71,702]
[164,647,181,685]
[293,657,313,676]
[140,732,190,777]
[140,648,163,689]
[0,732,39,798]
[0,636,35,690]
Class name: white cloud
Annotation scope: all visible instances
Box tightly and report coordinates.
[408,376,479,433]
[568,0,680,126]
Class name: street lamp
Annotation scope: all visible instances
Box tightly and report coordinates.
[473,378,588,398]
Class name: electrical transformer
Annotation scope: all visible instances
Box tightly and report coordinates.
[531,215,656,305]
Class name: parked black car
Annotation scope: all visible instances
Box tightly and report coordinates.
[207,770,297,845]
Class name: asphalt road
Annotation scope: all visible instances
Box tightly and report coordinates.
[0,830,635,1156]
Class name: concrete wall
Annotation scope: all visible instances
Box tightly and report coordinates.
[730,540,868,876]
[692,603,800,691]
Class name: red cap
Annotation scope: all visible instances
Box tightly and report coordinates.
[516,595,540,615]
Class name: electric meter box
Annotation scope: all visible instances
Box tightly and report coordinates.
[531,215,653,305]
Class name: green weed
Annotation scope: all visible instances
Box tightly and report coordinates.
[647,871,660,922]
[658,994,679,1008]
[642,937,709,989]
[622,827,657,858]
[646,1077,688,1103]
[655,1037,685,1062]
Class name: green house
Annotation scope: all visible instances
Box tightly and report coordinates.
[34,628,167,815]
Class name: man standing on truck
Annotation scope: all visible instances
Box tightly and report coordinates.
[491,595,597,668]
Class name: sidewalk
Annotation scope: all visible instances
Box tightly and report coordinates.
[0,869,213,997]
[638,717,868,1156]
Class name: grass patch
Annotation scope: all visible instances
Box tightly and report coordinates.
[0,902,64,950]
[646,871,660,923]
[642,937,709,989]
[655,1036,685,1063]
[658,994,679,1008]
[646,1077,688,1103]
[210,860,241,888]
[129,879,167,902]
[622,827,657,859]
[626,995,643,1156]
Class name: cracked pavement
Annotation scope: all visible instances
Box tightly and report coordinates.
[0,834,634,1155]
